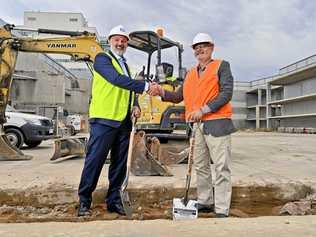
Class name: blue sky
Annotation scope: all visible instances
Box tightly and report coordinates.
[1,0,316,81]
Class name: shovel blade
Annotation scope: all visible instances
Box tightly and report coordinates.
[172,198,198,220]
[120,189,133,219]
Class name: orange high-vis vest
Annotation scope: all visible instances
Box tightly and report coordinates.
[183,59,232,121]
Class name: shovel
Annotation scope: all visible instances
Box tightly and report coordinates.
[183,123,197,206]
[120,116,137,219]
[173,122,198,220]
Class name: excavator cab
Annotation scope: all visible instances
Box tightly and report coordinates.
[128,30,187,141]
[162,62,173,78]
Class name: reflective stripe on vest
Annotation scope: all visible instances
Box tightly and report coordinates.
[183,59,232,121]
[89,52,134,121]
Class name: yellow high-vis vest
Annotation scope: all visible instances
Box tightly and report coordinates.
[89,52,134,121]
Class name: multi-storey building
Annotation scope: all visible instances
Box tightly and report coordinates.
[241,54,316,131]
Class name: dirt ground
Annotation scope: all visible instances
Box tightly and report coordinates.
[0,131,316,223]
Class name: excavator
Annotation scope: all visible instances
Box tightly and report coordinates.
[128,29,188,142]
[0,24,103,162]
[0,24,187,175]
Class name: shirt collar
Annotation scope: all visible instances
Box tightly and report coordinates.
[197,59,213,72]
[111,50,126,63]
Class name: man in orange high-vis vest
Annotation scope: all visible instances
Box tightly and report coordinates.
[150,33,236,218]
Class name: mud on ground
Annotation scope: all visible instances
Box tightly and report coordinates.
[1,187,315,223]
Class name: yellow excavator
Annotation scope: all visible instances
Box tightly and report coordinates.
[0,24,186,174]
[129,30,188,142]
[0,24,102,162]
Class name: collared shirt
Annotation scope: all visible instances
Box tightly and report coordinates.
[197,59,213,77]
[162,60,236,137]
[111,51,129,76]
[111,50,149,91]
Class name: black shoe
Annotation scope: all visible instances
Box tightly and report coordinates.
[195,203,214,213]
[215,213,228,218]
[77,203,91,217]
[107,202,126,216]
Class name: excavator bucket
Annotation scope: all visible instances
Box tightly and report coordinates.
[131,130,172,176]
[144,134,189,165]
[160,147,189,165]
[146,136,188,165]
[0,131,32,161]
[50,136,87,161]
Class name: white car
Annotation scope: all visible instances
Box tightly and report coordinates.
[4,105,54,148]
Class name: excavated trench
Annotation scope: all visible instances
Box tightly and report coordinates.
[0,185,315,223]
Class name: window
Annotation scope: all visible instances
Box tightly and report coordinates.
[69,18,78,22]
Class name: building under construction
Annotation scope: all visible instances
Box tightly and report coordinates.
[233,54,316,131]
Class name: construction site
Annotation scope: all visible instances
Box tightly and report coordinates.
[0,10,316,237]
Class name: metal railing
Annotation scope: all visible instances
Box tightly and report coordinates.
[39,54,80,88]
[279,54,316,74]
[248,54,316,89]
[249,76,275,88]
[39,54,78,80]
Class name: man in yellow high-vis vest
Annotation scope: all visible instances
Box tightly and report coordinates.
[78,25,153,217]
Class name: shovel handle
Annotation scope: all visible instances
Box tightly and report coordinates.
[121,116,137,192]
[127,116,137,170]
[187,122,197,175]
[183,122,197,205]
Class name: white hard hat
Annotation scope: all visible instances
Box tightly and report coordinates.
[192,33,214,47]
[108,25,129,40]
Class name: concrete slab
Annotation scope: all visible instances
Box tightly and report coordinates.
[0,215,315,237]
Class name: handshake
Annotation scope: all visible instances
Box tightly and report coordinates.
[147,82,164,97]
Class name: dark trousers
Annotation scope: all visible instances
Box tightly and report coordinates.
[78,119,131,207]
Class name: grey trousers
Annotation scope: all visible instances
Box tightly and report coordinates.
[194,123,232,215]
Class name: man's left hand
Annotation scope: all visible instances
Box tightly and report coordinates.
[187,109,203,122]
[132,106,141,118]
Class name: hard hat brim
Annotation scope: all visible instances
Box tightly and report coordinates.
[108,34,130,41]
[191,41,213,48]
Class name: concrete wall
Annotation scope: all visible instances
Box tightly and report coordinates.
[11,52,90,118]
[246,93,258,107]
[70,68,93,80]
[280,117,316,127]
[232,82,249,129]
[283,100,316,115]
[24,11,87,32]
[10,78,36,104]
[65,79,91,114]
[284,77,316,99]
[13,53,65,106]
[260,91,266,105]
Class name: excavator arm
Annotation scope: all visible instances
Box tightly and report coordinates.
[0,24,103,121]
[17,31,102,61]
[0,24,103,160]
